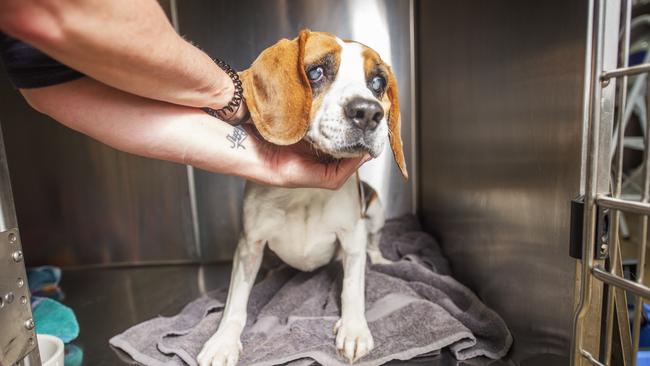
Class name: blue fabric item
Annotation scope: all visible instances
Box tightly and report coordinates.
[638,351,650,366]
[32,297,79,343]
[64,344,84,366]
[27,266,61,291]
[630,50,647,67]
[641,304,650,348]
[27,266,63,300]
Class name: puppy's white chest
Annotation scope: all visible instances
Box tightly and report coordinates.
[243,179,359,272]
[269,206,339,272]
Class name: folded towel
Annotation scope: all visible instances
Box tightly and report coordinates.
[28,266,79,343]
[110,215,512,365]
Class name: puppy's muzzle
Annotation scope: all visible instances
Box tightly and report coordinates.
[345,98,384,131]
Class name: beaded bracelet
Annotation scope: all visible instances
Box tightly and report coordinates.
[201,58,245,123]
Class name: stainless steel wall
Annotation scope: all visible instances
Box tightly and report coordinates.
[417,1,587,363]
[0,0,415,265]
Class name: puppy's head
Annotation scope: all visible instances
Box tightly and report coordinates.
[241,29,407,179]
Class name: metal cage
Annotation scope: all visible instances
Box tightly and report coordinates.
[573,0,650,365]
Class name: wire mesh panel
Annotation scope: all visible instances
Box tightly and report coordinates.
[573,0,650,365]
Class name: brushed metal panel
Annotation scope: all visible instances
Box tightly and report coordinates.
[0,125,17,232]
[417,0,587,362]
[176,0,415,260]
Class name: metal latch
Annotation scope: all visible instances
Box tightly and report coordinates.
[570,195,610,260]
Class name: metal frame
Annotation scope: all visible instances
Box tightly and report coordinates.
[573,0,650,365]
[0,124,41,366]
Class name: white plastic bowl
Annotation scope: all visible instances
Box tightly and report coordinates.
[36,334,64,366]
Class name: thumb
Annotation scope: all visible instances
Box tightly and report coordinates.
[325,155,371,189]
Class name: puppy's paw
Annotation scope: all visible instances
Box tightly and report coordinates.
[334,318,374,363]
[197,333,242,366]
[368,251,392,265]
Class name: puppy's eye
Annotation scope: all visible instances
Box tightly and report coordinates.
[307,66,324,82]
[370,76,386,94]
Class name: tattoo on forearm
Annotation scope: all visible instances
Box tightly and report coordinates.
[226,126,248,149]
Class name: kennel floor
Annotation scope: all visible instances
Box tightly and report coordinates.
[59,264,555,366]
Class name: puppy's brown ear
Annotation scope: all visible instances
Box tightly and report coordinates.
[240,30,312,145]
[386,66,408,179]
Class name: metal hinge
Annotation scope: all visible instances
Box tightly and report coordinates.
[570,195,610,260]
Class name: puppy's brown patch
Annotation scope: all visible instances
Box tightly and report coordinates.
[241,30,312,145]
[304,32,341,67]
[304,33,342,118]
[361,47,408,179]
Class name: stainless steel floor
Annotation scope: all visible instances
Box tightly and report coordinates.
[59,264,557,366]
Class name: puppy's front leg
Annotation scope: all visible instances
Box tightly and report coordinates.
[335,219,374,363]
[198,235,265,366]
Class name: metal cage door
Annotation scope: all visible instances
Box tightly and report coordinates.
[572,0,650,365]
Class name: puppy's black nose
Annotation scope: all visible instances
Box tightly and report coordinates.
[345,98,383,131]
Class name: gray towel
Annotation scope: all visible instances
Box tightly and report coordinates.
[110,215,512,365]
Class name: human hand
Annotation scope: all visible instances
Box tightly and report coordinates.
[246,125,371,189]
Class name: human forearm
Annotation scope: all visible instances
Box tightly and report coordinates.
[0,0,231,109]
[20,78,267,182]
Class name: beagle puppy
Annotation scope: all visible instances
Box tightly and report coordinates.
[198,30,407,366]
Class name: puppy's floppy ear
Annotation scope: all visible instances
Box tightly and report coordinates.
[385,66,408,179]
[240,30,312,145]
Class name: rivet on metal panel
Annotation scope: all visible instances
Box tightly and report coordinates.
[28,337,34,346]
[5,292,14,304]
[20,296,27,305]
[24,318,35,330]
[17,277,24,288]
[12,250,23,262]
[0,296,4,308]
[8,232,16,243]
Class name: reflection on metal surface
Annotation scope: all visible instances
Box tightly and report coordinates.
[417,0,589,363]
[61,265,233,365]
[0,125,17,232]
[176,0,415,260]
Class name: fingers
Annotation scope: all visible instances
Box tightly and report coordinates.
[271,152,373,189]
[322,154,371,190]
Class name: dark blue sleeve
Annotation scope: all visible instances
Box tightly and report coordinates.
[0,32,84,89]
